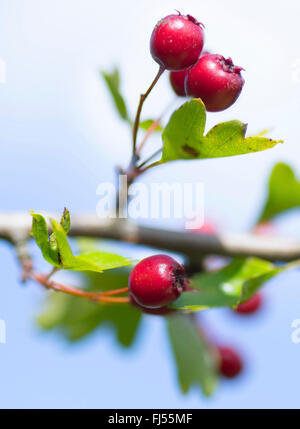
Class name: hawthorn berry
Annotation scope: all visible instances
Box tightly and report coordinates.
[185,54,245,111]
[150,14,205,71]
[129,255,185,309]
[169,69,188,96]
[236,293,262,314]
[218,346,243,378]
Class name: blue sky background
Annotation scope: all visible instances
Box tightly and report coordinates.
[0,0,300,408]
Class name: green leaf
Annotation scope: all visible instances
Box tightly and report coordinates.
[198,121,282,158]
[161,99,206,162]
[259,163,300,222]
[139,119,162,132]
[60,207,70,233]
[38,268,141,346]
[31,212,132,273]
[161,99,283,163]
[30,212,60,266]
[171,258,283,310]
[168,315,218,396]
[101,69,129,121]
[50,219,132,272]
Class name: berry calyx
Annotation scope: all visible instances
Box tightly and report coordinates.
[236,293,262,314]
[185,54,245,111]
[150,14,205,71]
[218,346,243,378]
[169,70,188,96]
[129,255,185,309]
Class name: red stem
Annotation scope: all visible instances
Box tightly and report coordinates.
[30,272,130,304]
[132,66,165,162]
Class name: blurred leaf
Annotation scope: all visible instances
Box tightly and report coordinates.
[139,119,162,132]
[31,212,132,273]
[101,69,129,121]
[259,163,300,222]
[168,314,218,396]
[38,268,141,346]
[161,99,282,163]
[171,258,283,310]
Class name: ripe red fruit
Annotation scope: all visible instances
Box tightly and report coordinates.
[218,346,243,378]
[236,293,262,314]
[150,14,204,71]
[169,70,188,96]
[185,54,245,112]
[129,255,185,309]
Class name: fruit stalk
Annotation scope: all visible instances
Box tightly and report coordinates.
[131,66,165,163]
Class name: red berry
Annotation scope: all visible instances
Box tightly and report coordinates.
[186,54,245,111]
[253,221,276,237]
[236,293,262,314]
[169,70,188,96]
[194,221,217,235]
[150,14,205,71]
[218,346,243,378]
[129,255,185,309]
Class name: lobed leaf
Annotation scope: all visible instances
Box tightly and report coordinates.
[161,99,283,163]
[171,258,283,310]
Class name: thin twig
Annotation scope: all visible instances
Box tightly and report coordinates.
[30,272,130,304]
[2,212,300,262]
[137,148,162,170]
[132,66,165,161]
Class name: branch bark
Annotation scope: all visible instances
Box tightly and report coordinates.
[0,211,300,262]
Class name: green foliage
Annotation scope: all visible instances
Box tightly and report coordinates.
[161,99,283,163]
[139,119,162,132]
[101,69,129,121]
[60,207,71,233]
[171,258,283,310]
[31,212,132,273]
[38,268,141,345]
[259,163,300,222]
[31,212,61,267]
[168,315,218,396]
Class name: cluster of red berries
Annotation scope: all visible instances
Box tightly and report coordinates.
[150,12,245,112]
